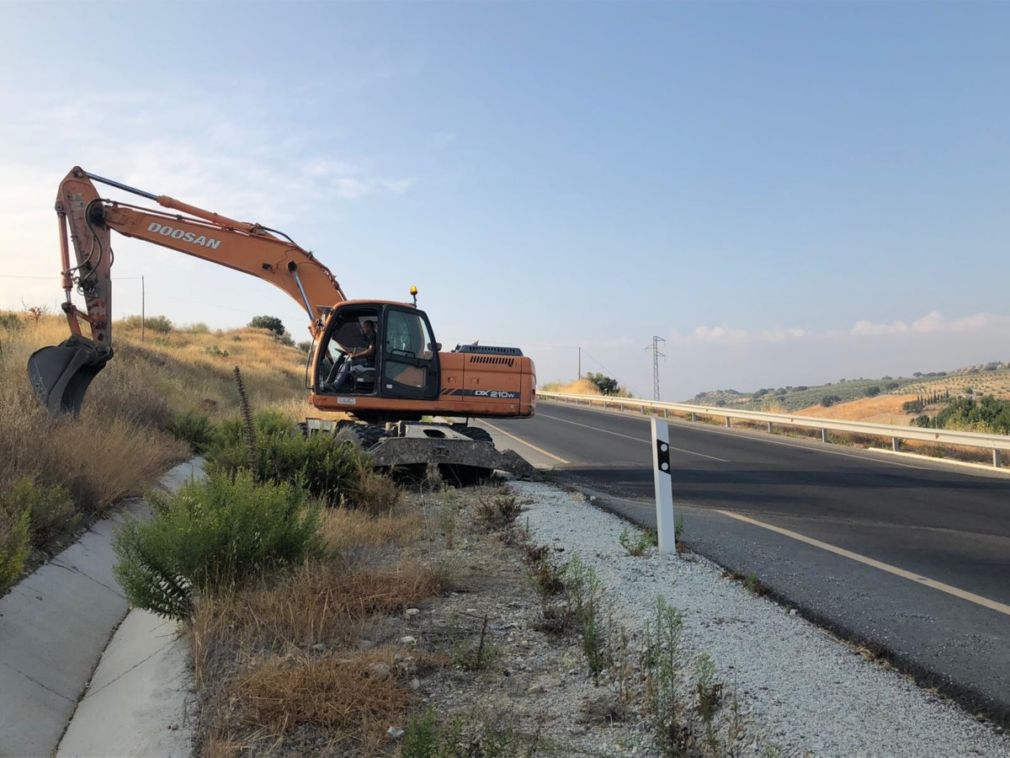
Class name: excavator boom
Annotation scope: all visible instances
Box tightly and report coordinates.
[29,166,346,413]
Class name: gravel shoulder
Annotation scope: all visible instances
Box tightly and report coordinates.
[513,480,1010,757]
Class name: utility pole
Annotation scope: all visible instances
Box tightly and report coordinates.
[141,275,146,343]
[645,335,665,400]
[140,276,146,343]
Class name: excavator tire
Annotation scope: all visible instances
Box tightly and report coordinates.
[334,422,389,452]
[450,424,493,444]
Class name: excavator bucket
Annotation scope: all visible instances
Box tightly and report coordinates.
[27,337,112,416]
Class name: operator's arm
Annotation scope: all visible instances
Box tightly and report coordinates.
[351,339,376,361]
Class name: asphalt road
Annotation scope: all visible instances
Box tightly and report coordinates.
[478,400,1010,723]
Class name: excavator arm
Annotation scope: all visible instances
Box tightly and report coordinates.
[28,166,346,414]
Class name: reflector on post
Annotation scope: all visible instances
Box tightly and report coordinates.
[651,416,677,555]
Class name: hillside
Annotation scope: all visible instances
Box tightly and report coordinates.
[0,312,314,589]
[689,361,1010,424]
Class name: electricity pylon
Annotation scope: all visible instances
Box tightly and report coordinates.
[645,336,666,400]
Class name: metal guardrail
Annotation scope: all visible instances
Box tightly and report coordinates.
[538,392,1009,467]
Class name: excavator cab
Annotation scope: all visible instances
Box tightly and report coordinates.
[314,302,441,401]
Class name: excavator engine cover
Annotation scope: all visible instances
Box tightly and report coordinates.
[27,337,112,415]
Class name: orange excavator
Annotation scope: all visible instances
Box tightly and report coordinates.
[29,167,536,477]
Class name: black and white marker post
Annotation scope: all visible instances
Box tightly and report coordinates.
[651,417,677,554]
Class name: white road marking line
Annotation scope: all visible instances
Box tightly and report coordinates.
[537,412,729,462]
[718,509,1010,619]
[478,420,570,464]
[542,401,926,471]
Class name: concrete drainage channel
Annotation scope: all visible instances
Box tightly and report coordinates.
[0,458,204,757]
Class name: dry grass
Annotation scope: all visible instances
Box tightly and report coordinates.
[795,394,920,425]
[321,507,422,557]
[225,647,418,755]
[191,561,441,681]
[190,502,445,757]
[0,312,310,573]
[541,377,603,395]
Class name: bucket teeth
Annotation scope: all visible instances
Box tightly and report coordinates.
[27,337,112,415]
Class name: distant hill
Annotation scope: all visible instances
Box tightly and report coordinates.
[688,361,1010,423]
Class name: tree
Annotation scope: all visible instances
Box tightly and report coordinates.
[820,394,842,407]
[864,385,881,397]
[585,372,620,396]
[248,315,285,337]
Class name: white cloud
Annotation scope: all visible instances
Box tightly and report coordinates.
[849,310,1003,337]
[669,325,807,345]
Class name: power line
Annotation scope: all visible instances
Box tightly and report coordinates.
[0,274,144,280]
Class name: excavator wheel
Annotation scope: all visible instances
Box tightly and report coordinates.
[450,424,493,444]
[334,422,389,452]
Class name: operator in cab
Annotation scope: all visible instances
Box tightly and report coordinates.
[329,319,377,392]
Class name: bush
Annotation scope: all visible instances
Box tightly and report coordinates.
[585,372,620,396]
[207,412,365,506]
[865,385,881,397]
[820,395,842,407]
[114,471,324,620]
[122,314,174,333]
[0,495,30,590]
[168,411,216,453]
[248,315,285,337]
[1,478,78,550]
[932,395,1010,434]
[0,312,23,333]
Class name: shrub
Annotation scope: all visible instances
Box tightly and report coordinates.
[0,312,23,333]
[248,315,285,336]
[1,478,78,550]
[585,372,620,396]
[619,526,657,556]
[114,471,324,619]
[864,385,881,397]
[0,495,30,590]
[122,314,173,333]
[209,424,364,506]
[475,492,522,531]
[820,394,842,407]
[931,395,1010,434]
[168,411,216,453]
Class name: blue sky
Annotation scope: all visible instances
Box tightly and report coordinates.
[2,1,1008,399]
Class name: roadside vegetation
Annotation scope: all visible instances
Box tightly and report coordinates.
[542,373,633,397]
[0,310,311,592]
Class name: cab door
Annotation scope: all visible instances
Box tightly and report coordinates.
[378,307,440,400]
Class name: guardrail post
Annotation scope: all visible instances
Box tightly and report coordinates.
[725,417,731,428]
[767,421,773,433]
[690,412,696,422]
[994,449,1001,468]
[821,428,827,443]
[663,408,669,418]
[651,417,677,556]
[892,437,900,452]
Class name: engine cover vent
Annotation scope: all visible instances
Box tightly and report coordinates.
[467,355,515,367]
[452,343,523,356]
